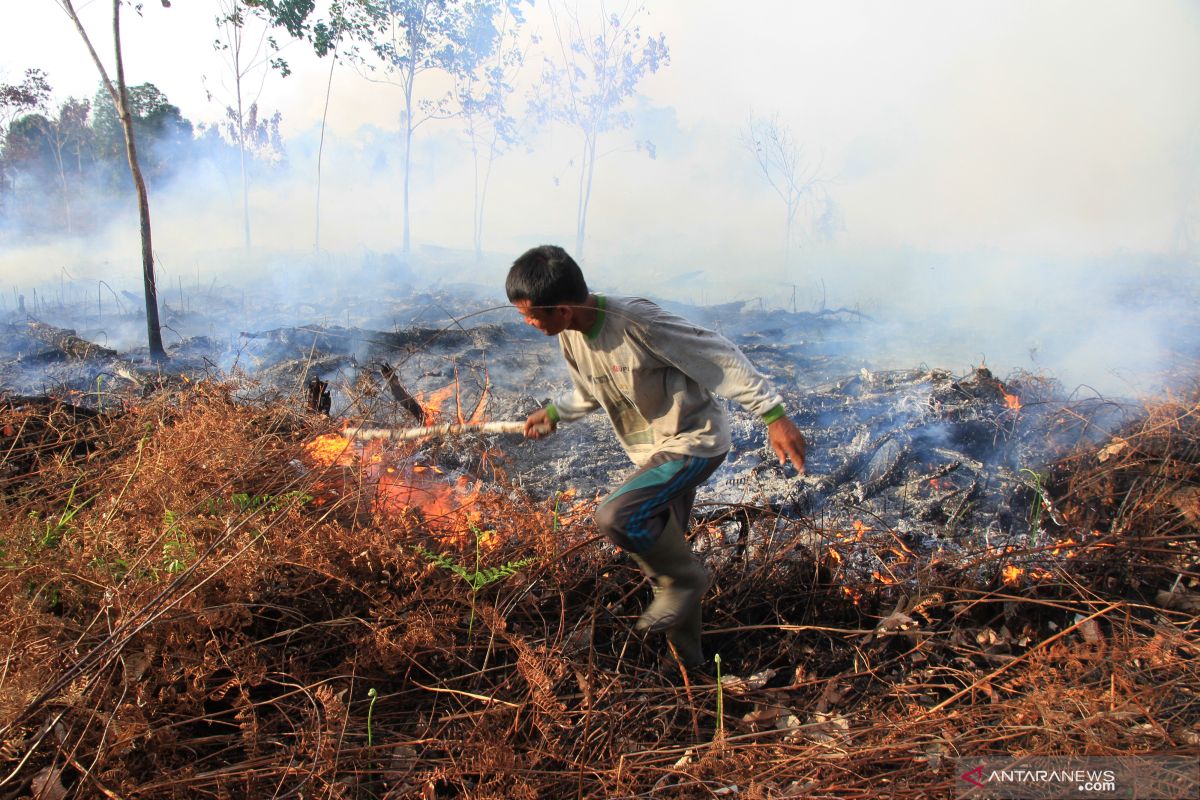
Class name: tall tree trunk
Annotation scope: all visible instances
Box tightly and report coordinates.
[470,116,482,261]
[237,104,251,248]
[48,122,74,234]
[60,0,165,361]
[314,48,337,252]
[785,198,795,266]
[112,1,166,360]
[402,88,413,255]
[474,115,504,263]
[576,130,597,259]
[229,5,252,249]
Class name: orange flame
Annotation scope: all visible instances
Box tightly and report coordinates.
[418,369,491,425]
[301,367,498,545]
[1002,564,1023,584]
[419,384,459,422]
[469,374,490,424]
[1051,537,1077,557]
[300,430,497,545]
[304,433,357,467]
[375,468,490,543]
[1003,392,1021,412]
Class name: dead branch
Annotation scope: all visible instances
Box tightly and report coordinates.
[378,362,425,422]
[344,420,527,441]
[24,319,117,360]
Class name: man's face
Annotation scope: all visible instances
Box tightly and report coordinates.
[513,299,570,336]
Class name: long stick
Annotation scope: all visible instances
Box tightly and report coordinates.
[343,421,529,442]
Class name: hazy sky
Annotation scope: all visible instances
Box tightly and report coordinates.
[5,1,1197,258]
[2,1,1198,391]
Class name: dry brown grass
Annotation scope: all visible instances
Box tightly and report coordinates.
[1,382,1197,798]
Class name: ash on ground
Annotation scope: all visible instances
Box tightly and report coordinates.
[1,279,1138,569]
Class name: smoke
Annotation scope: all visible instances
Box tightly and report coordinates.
[1,0,1197,396]
[2,104,1197,396]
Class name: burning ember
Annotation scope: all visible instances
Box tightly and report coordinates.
[418,370,490,425]
[376,469,488,536]
[300,377,500,544]
[1002,562,1057,585]
[304,432,357,467]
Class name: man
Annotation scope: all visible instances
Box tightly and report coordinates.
[507,245,807,670]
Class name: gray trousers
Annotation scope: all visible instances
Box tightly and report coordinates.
[593,451,727,554]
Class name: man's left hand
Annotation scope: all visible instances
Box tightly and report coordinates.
[767,416,807,474]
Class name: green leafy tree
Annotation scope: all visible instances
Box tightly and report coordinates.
[52,97,96,196]
[243,0,320,40]
[4,115,58,174]
[2,113,57,231]
[0,69,52,212]
[91,83,193,187]
[0,69,51,137]
[530,1,668,259]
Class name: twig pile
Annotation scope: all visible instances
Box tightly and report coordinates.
[1,381,1196,798]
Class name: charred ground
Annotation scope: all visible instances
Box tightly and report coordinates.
[0,278,1197,798]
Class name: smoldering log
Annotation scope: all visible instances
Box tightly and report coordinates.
[307,377,331,414]
[25,320,117,360]
[378,362,426,422]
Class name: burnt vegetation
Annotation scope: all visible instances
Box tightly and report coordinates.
[0,308,1197,798]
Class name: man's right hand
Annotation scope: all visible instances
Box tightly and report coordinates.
[767,415,807,474]
[524,408,557,439]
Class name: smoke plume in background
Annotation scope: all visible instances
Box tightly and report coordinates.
[1,0,1197,396]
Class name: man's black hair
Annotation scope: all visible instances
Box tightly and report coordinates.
[506,245,589,306]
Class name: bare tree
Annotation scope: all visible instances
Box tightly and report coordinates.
[531,1,669,260]
[306,0,371,252]
[57,0,166,361]
[13,99,92,234]
[208,0,350,251]
[209,0,293,249]
[744,112,831,266]
[339,0,526,255]
[452,2,528,261]
[359,1,468,254]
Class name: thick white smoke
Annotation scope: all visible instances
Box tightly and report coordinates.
[1,0,1197,395]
